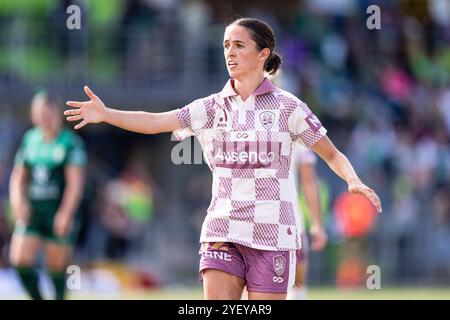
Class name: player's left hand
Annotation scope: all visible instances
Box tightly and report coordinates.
[348,179,382,213]
[53,211,73,237]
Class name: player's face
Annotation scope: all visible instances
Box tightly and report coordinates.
[223,24,269,80]
[31,100,61,134]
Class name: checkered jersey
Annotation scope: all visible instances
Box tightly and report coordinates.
[174,78,327,251]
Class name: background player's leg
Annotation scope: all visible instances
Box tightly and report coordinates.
[287,261,308,300]
[287,239,309,300]
[44,242,72,300]
[202,269,245,300]
[9,234,43,300]
[295,261,307,285]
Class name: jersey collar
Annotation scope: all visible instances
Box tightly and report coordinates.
[220,77,275,99]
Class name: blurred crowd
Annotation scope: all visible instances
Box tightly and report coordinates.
[0,0,450,286]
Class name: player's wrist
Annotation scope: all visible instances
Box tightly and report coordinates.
[347,177,361,185]
[101,105,111,123]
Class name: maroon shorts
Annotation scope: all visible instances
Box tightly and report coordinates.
[199,242,296,293]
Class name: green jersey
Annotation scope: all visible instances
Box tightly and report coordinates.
[14,127,87,205]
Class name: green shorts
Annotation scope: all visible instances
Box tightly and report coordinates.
[13,201,80,246]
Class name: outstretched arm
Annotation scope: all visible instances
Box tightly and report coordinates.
[65,86,180,134]
[311,136,382,213]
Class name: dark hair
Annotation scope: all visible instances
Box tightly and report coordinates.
[32,90,62,110]
[228,17,282,75]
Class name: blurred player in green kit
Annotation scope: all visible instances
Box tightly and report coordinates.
[9,91,86,300]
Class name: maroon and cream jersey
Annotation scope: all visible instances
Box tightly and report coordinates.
[174,78,326,250]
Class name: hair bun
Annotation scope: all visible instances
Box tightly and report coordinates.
[265,52,282,75]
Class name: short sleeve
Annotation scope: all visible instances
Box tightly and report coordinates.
[67,135,87,166]
[288,101,327,148]
[13,146,25,166]
[173,98,211,141]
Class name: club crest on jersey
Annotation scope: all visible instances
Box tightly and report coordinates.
[259,111,275,130]
[273,255,286,277]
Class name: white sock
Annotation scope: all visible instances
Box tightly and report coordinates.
[287,286,307,300]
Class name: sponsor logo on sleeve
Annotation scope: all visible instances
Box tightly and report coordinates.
[305,113,322,132]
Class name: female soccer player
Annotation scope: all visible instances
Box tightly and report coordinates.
[9,92,86,300]
[65,17,381,300]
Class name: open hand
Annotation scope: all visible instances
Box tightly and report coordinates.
[65,86,107,130]
[348,179,382,213]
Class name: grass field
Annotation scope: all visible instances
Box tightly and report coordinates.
[65,287,450,300]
